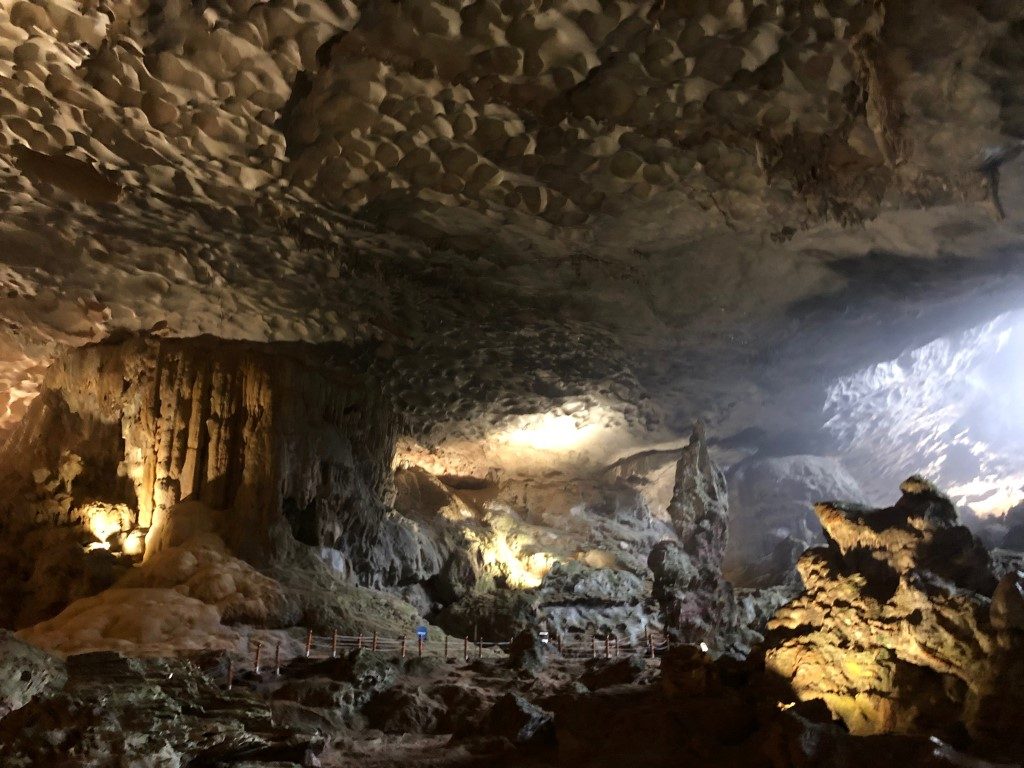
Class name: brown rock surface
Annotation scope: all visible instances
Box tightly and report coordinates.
[766,476,1023,752]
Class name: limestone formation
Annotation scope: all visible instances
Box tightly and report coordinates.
[649,423,739,649]
[0,335,399,574]
[0,631,65,720]
[766,477,1023,752]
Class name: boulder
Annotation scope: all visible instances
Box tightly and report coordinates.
[0,631,66,720]
[432,589,538,641]
[766,476,1021,749]
[991,570,1024,631]
[364,687,444,734]
[483,693,553,744]
[508,629,550,671]
[579,655,647,690]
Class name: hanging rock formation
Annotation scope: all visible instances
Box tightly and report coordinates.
[0,334,404,569]
[766,476,1024,752]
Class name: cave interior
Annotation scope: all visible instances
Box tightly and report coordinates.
[1,0,1024,766]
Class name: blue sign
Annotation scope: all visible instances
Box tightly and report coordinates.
[416,626,428,639]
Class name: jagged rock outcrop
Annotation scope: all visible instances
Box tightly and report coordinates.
[725,455,867,587]
[0,652,324,767]
[649,424,741,649]
[550,643,1019,768]
[536,561,657,645]
[766,477,1024,751]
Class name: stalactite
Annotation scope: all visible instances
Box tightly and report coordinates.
[0,335,400,573]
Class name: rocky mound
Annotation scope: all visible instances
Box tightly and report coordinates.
[766,476,1024,754]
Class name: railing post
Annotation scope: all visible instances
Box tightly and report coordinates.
[417,635,423,657]
[305,629,313,659]
[331,629,339,659]
[357,634,363,649]
[226,657,235,690]
[613,637,618,658]
[648,635,655,659]
[253,641,263,673]
[275,641,282,675]
[400,636,407,658]
[604,635,610,659]
[464,636,469,660]
[592,636,597,658]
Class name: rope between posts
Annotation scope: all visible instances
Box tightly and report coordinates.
[228,630,680,684]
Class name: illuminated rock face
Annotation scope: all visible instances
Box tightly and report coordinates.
[0,335,401,574]
[766,477,1024,747]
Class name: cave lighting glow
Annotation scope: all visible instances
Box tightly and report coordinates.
[79,501,133,546]
[825,309,1024,517]
[495,410,605,453]
[478,530,555,588]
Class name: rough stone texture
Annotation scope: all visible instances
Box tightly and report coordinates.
[0,652,323,767]
[550,644,1018,768]
[0,334,398,572]
[649,423,739,648]
[432,589,538,641]
[0,524,132,629]
[483,693,553,745]
[0,630,66,719]
[4,0,1024,501]
[117,533,300,627]
[724,454,866,586]
[536,561,657,645]
[766,476,1023,750]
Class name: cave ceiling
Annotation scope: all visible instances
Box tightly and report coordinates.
[3,0,1024,474]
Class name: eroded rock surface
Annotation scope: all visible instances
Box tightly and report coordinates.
[767,476,1023,752]
[649,424,744,649]
[0,631,66,720]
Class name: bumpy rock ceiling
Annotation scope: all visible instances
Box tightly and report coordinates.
[4,0,1024,477]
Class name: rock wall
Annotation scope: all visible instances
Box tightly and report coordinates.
[0,334,401,576]
[724,454,867,587]
[766,477,1024,750]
